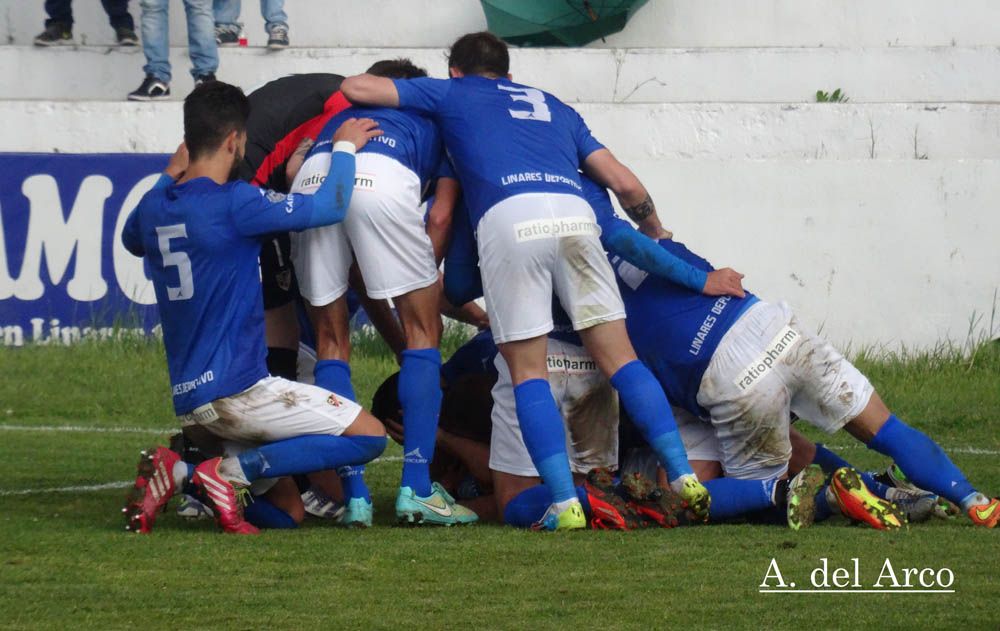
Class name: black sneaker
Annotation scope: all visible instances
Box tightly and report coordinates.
[115,26,139,46]
[215,26,240,47]
[193,73,217,87]
[34,23,73,46]
[128,75,170,101]
[266,25,289,50]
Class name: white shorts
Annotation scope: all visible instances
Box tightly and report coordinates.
[489,338,619,477]
[674,406,721,463]
[696,301,874,480]
[290,151,438,305]
[476,193,625,344]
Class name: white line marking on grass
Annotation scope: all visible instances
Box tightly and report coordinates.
[0,458,403,496]
[824,444,1000,456]
[0,424,167,435]
[0,481,132,496]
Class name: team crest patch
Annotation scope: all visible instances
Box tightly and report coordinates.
[327,394,342,407]
[275,269,292,291]
[264,189,287,203]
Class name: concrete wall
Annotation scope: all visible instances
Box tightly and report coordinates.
[3,0,999,48]
[1,0,997,349]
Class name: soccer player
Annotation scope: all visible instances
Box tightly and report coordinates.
[120,81,387,534]
[289,58,476,526]
[586,182,1000,529]
[341,31,733,530]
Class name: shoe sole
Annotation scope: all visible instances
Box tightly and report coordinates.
[832,468,906,530]
[123,448,171,533]
[396,510,476,527]
[127,94,170,101]
[787,465,827,531]
[267,43,289,50]
[34,40,74,46]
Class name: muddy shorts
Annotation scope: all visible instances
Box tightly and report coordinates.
[696,301,874,480]
[489,337,619,477]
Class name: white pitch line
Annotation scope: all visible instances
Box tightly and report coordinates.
[0,424,167,435]
[823,443,1000,456]
[0,457,404,497]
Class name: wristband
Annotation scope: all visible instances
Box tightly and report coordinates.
[332,141,357,155]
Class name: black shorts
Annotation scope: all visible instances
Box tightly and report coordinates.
[260,233,299,310]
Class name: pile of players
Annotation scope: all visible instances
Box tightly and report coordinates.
[121,32,998,535]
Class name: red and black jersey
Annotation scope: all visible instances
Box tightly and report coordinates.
[237,73,352,193]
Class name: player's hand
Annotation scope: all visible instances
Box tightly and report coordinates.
[285,136,313,183]
[702,268,746,298]
[165,142,188,180]
[332,117,382,151]
[383,415,404,445]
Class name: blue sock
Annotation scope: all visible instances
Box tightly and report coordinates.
[703,477,775,521]
[814,485,834,521]
[243,496,298,529]
[812,443,852,475]
[313,360,370,499]
[503,484,591,528]
[398,348,442,497]
[238,435,386,482]
[867,415,976,505]
[514,379,577,504]
[337,464,371,502]
[314,359,356,401]
[610,361,693,481]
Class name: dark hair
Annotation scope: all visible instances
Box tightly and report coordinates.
[448,31,509,77]
[366,58,428,80]
[183,81,250,160]
[371,372,402,426]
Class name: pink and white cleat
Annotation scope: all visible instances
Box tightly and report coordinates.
[192,457,259,535]
[123,446,180,534]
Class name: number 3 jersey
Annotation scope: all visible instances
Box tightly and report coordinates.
[122,175,328,415]
[393,75,605,226]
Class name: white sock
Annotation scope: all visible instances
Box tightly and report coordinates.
[960,492,989,512]
[825,486,842,515]
[552,498,580,514]
[171,461,190,488]
[217,456,250,487]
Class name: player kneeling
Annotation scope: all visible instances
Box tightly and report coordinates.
[120,82,386,534]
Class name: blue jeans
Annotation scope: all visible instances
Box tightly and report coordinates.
[140,0,218,83]
[213,0,287,34]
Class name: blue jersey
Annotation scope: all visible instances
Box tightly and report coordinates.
[312,105,442,189]
[394,76,605,226]
[610,242,758,416]
[123,176,336,414]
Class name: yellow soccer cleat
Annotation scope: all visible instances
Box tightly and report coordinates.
[830,467,906,530]
[673,474,711,523]
[532,501,587,531]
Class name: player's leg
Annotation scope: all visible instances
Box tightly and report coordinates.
[180,0,218,81]
[244,477,306,530]
[260,233,302,381]
[843,392,997,526]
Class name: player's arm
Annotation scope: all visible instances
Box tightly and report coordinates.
[232,118,382,237]
[427,176,459,264]
[583,148,667,239]
[341,74,400,107]
[121,143,190,256]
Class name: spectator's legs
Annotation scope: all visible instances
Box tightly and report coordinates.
[260,0,287,34]
[213,0,241,33]
[102,0,135,31]
[182,0,219,79]
[139,0,171,83]
[44,0,73,28]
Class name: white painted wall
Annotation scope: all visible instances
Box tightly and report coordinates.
[2,0,998,48]
[4,45,1000,103]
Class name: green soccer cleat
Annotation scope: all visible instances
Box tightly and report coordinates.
[532,501,587,531]
[338,497,374,528]
[673,474,711,522]
[396,483,478,526]
[786,465,826,531]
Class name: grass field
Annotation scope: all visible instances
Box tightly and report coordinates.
[0,334,997,629]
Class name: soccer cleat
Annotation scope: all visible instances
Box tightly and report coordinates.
[967,497,1000,528]
[882,487,937,523]
[301,487,345,521]
[34,24,73,46]
[620,471,685,528]
[176,493,214,521]
[128,75,170,101]
[830,467,906,530]
[583,468,639,530]
[123,446,180,534]
[338,497,374,529]
[395,483,478,526]
[192,458,259,535]
[266,25,289,50]
[786,465,826,531]
[874,463,959,520]
[673,474,711,522]
[531,501,587,531]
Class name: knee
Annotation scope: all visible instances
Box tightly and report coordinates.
[140,0,165,13]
